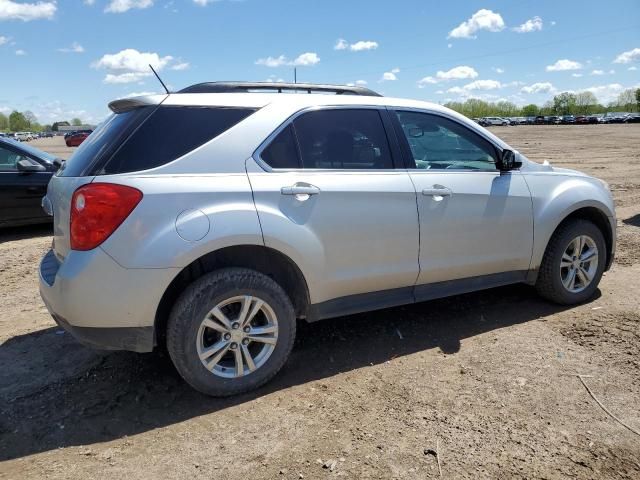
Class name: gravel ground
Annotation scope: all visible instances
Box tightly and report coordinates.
[1,125,639,479]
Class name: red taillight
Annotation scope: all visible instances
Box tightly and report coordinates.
[70,183,143,251]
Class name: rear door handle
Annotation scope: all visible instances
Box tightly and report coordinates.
[281,184,321,196]
[422,187,452,197]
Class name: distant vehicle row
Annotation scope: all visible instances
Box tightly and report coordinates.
[474,112,639,126]
[0,131,55,141]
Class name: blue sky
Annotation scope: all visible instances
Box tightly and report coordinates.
[1,0,639,124]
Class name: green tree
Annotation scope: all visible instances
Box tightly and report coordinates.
[71,117,83,126]
[575,92,598,115]
[23,110,37,126]
[553,92,577,115]
[616,89,637,112]
[0,112,8,131]
[521,104,539,116]
[636,88,640,111]
[9,111,29,132]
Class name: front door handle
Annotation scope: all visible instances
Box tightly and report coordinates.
[281,184,321,196]
[422,186,452,197]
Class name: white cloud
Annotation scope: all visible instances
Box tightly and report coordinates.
[0,35,8,45]
[613,47,640,64]
[550,21,556,26]
[355,79,368,86]
[334,38,348,50]
[103,72,150,84]
[591,69,604,76]
[513,16,542,33]
[255,52,320,67]
[291,52,320,66]
[0,0,56,21]
[349,40,378,52]
[448,9,505,39]
[580,83,625,103]
[15,48,26,55]
[334,39,379,52]
[521,82,556,94]
[572,73,583,78]
[380,68,399,82]
[58,41,84,53]
[493,67,504,74]
[546,59,582,71]
[105,0,153,13]
[462,79,502,91]
[93,48,183,83]
[170,61,189,70]
[629,66,638,71]
[84,0,95,5]
[417,65,478,86]
[255,55,287,67]
[93,48,173,72]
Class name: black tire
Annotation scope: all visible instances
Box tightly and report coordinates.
[166,267,296,397]
[536,219,606,304]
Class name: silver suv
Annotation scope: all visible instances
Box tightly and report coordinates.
[39,82,615,396]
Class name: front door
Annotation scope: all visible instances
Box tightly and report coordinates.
[391,109,534,286]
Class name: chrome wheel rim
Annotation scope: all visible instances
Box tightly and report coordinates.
[196,295,278,378]
[560,235,599,293]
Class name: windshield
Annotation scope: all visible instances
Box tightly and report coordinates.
[0,137,56,163]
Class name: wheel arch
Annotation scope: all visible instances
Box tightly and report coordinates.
[154,245,310,348]
[537,205,614,276]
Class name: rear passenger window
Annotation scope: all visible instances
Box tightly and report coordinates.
[261,125,301,169]
[101,106,256,174]
[292,109,393,169]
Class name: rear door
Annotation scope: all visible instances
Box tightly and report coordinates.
[390,109,533,286]
[248,107,420,310]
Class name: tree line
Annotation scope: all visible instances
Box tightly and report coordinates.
[0,110,85,133]
[444,88,640,119]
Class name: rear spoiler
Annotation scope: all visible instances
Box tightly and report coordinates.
[108,94,168,113]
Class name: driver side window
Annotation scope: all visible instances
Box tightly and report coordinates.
[395,111,498,171]
[0,146,25,172]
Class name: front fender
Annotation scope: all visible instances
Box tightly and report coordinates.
[524,173,615,270]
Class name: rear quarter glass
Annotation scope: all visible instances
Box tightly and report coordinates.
[101,106,257,175]
[58,107,154,177]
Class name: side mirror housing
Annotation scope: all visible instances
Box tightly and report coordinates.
[497,149,522,171]
[17,158,46,173]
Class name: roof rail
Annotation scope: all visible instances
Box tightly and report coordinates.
[178,81,383,97]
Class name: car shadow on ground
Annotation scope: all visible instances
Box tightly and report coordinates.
[0,283,587,461]
[622,214,640,228]
[0,224,52,242]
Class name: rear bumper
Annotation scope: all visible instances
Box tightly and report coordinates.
[39,248,179,353]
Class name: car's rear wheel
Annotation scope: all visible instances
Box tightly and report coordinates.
[167,267,296,396]
[536,219,606,304]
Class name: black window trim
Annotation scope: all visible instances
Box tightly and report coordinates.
[387,107,505,172]
[0,142,47,172]
[254,105,403,172]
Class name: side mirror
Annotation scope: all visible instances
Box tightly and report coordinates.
[17,158,46,173]
[497,149,522,171]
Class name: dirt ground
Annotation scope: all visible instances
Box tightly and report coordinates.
[1,125,639,479]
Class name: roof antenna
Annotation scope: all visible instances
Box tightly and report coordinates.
[149,64,170,94]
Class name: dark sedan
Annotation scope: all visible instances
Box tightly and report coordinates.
[0,137,59,227]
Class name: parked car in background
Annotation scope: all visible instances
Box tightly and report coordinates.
[40,132,54,138]
[624,114,640,123]
[561,115,576,124]
[535,115,546,125]
[481,116,509,126]
[65,131,91,147]
[0,136,59,227]
[547,116,561,125]
[14,132,32,141]
[39,81,616,396]
[604,112,629,124]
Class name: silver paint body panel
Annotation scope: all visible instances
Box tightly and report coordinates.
[39,92,616,346]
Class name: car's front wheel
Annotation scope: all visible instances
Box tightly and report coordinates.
[167,268,296,396]
[536,219,606,304]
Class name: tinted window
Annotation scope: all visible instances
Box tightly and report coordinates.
[261,125,301,169]
[59,107,154,177]
[395,111,497,171]
[292,109,393,169]
[0,146,26,171]
[102,106,256,174]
